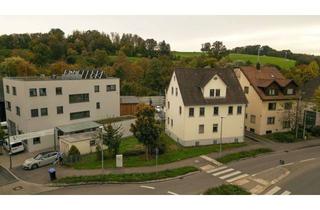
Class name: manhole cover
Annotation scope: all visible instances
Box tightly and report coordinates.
[13,186,24,191]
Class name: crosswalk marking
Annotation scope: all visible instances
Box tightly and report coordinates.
[220,171,242,180]
[200,155,223,166]
[200,164,215,172]
[226,174,249,183]
[207,166,228,174]
[265,186,281,195]
[281,190,291,195]
[212,168,234,176]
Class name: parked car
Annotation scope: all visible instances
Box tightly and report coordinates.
[22,151,60,170]
[3,138,25,154]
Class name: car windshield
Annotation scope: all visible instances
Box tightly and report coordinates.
[34,154,43,160]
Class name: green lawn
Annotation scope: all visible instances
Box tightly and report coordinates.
[71,134,246,169]
[228,53,296,70]
[216,148,273,164]
[55,166,198,184]
[204,184,250,195]
[172,51,204,58]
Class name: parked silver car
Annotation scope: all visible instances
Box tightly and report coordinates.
[22,151,59,170]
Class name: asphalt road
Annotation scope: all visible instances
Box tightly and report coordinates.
[0,166,17,187]
[40,171,224,195]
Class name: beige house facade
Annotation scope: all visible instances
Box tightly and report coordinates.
[234,66,299,135]
[3,70,120,135]
[165,68,247,146]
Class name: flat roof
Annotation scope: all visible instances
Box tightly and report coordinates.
[60,131,96,143]
[10,129,54,142]
[57,121,101,133]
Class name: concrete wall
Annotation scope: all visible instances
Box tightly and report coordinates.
[165,72,245,146]
[138,96,165,107]
[24,134,55,152]
[60,139,97,155]
[3,77,120,134]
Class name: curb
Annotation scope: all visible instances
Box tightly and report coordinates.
[48,170,200,187]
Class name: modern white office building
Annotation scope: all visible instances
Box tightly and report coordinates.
[3,70,120,136]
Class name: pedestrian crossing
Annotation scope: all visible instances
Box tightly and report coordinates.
[199,156,292,195]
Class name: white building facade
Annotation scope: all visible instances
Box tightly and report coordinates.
[3,70,120,135]
[165,68,248,146]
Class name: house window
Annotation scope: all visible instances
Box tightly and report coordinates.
[69,93,89,103]
[213,124,218,133]
[6,85,10,94]
[5,101,11,111]
[266,130,272,134]
[167,117,170,124]
[106,84,116,92]
[245,113,248,119]
[267,117,275,125]
[284,102,292,110]
[215,89,220,97]
[179,106,182,115]
[283,121,291,129]
[12,86,16,95]
[268,102,276,110]
[167,101,170,109]
[244,86,249,94]
[40,108,48,116]
[237,106,242,114]
[176,88,178,96]
[171,119,173,127]
[57,106,63,114]
[228,106,233,115]
[31,109,39,117]
[199,107,205,116]
[94,85,100,93]
[268,88,276,96]
[56,87,62,95]
[250,115,256,124]
[16,106,20,116]
[189,107,194,117]
[29,88,37,97]
[90,140,96,146]
[96,102,100,109]
[210,89,215,97]
[70,111,90,120]
[199,124,204,134]
[39,88,47,96]
[33,137,41,145]
[286,88,294,95]
[213,106,219,115]
[171,87,174,95]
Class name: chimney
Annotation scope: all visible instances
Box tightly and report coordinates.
[256,62,261,70]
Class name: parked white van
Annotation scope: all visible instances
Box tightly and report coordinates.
[3,138,25,154]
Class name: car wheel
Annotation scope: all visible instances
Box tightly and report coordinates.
[31,164,38,170]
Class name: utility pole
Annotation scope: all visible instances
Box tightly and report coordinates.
[219,117,224,157]
[303,110,307,140]
[98,126,104,171]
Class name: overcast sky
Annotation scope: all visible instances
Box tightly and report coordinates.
[1,16,320,55]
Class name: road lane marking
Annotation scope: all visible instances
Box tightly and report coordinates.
[226,174,249,183]
[212,168,234,176]
[281,190,291,195]
[200,155,223,166]
[140,185,155,190]
[168,191,178,195]
[220,171,242,180]
[265,186,281,195]
[299,158,316,163]
[207,166,228,174]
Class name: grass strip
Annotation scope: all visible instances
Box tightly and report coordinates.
[216,148,273,164]
[55,166,198,184]
[204,184,251,195]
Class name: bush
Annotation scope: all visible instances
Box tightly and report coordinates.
[68,145,80,156]
[204,184,250,195]
[123,149,145,157]
[311,126,320,136]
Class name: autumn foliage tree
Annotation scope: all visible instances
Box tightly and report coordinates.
[130,104,161,160]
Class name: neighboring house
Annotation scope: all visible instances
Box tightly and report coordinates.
[120,96,139,116]
[165,68,247,147]
[301,77,320,127]
[234,66,299,135]
[3,70,120,135]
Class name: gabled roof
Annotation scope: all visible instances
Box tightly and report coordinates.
[239,66,299,101]
[174,68,248,106]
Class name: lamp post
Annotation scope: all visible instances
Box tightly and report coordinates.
[7,120,12,169]
[303,110,307,140]
[219,117,224,157]
[98,126,104,170]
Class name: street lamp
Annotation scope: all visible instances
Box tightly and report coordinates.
[219,117,224,157]
[98,126,104,171]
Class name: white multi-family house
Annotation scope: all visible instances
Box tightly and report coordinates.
[165,68,248,147]
[3,70,120,136]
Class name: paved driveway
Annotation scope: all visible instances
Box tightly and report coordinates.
[0,166,17,186]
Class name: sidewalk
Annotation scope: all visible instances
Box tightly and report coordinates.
[3,137,320,185]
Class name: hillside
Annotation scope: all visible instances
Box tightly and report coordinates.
[228,53,296,70]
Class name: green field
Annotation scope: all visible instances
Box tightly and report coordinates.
[228,53,296,70]
[172,51,204,58]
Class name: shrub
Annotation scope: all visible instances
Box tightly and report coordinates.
[123,149,145,157]
[204,184,250,195]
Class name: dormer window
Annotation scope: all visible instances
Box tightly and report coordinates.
[210,89,215,97]
[268,88,277,96]
[209,89,221,97]
[216,89,220,97]
[286,88,294,95]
